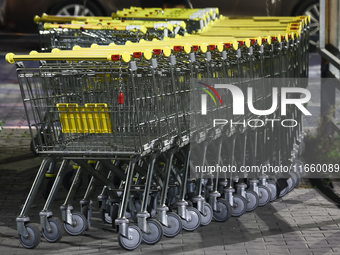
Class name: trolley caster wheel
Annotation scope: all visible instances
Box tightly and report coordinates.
[100,207,112,224]
[118,225,142,251]
[246,190,259,212]
[42,217,64,243]
[41,178,54,200]
[258,185,271,207]
[182,207,202,232]
[200,202,213,226]
[110,203,119,229]
[293,160,305,176]
[18,223,41,249]
[279,186,288,197]
[130,200,141,223]
[289,172,300,189]
[292,171,301,188]
[149,208,157,218]
[163,212,182,238]
[213,198,232,222]
[231,194,247,217]
[267,181,277,201]
[63,211,87,236]
[287,176,295,193]
[81,205,91,231]
[141,219,164,245]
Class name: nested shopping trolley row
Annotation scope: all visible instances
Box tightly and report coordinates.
[6,8,309,251]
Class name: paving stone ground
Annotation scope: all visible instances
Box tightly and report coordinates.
[0,165,339,255]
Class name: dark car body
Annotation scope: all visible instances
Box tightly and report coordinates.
[193,0,301,16]
[0,0,139,32]
[0,0,317,34]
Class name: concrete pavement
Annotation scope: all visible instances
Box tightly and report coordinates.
[0,156,339,255]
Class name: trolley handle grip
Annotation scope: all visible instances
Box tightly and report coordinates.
[34,13,113,24]
[5,52,123,63]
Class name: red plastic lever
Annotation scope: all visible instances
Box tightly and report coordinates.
[118,92,124,104]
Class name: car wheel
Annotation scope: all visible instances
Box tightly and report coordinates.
[295,0,320,48]
[50,0,103,16]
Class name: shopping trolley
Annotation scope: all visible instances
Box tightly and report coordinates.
[116,7,219,33]
[6,45,198,249]
[39,23,148,51]
[6,9,310,251]
[70,19,188,38]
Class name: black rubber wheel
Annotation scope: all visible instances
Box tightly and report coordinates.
[130,200,141,223]
[231,194,247,217]
[110,203,119,229]
[63,211,87,236]
[291,171,301,188]
[18,223,41,249]
[41,178,54,200]
[245,190,259,212]
[258,185,271,207]
[42,217,64,243]
[289,172,300,189]
[80,205,91,231]
[286,176,295,193]
[293,160,305,176]
[267,181,277,201]
[182,207,201,232]
[212,198,232,222]
[141,219,164,245]
[118,225,142,251]
[50,0,104,16]
[100,207,112,224]
[200,202,213,226]
[163,212,182,238]
[279,186,289,197]
[294,0,319,48]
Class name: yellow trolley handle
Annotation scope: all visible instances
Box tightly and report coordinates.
[34,13,113,24]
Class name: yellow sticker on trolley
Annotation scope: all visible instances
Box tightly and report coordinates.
[57,103,112,133]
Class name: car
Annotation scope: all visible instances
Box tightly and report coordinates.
[0,0,140,32]
[193,0,319,46]
[0,0,319,45]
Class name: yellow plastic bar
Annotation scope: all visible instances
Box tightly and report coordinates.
[6,47,160,63]
[84,103,112,133]
[84,19,185,29]
[121,6,219,16]
[71,19,185,28]
[5,32,289,64]
[222,16,308,21]
[116,8,212,20]
[5,52,124,63]
[34,13,113,24]
[22,35,269,58]
[52,31,291,54]
[57,103,112,133]
[43,23,148,34]
[212,21,301,27]
[219,16,309,27]
[57,103,80,133]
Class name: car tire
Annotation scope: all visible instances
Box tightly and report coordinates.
[294,0,319,49]
[49,0,103,16]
